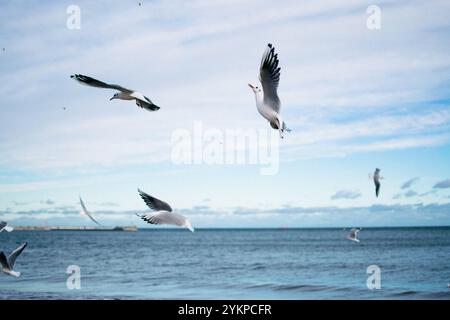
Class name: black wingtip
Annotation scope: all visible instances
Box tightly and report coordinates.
[268,43,272,48]
[138,188,147,198]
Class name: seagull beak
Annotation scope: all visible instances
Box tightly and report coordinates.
[109,97,114,101]
[248,83,255,90]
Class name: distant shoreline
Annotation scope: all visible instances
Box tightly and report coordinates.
[9,225,450,231]
[12,226,138,232]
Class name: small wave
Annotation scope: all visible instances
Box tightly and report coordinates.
[389,290,450,299]
[244,283,338,292]
[394,290,418,296]
[425,291,450,299]
[275,284,333,292]
[249,263,266,270]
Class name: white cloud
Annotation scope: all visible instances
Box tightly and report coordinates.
[404,190,418,198]
[331,190,362,200]
[433,179,450,189]
[401,177,420,190]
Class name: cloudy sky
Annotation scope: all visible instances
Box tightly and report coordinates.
[0,0,449,228]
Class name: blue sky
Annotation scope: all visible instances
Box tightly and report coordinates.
[0,0,450,227]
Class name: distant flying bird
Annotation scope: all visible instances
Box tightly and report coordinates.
[373,168,383,197]
[0,221,14,233]
[71,74,160,112]
[79,197,101,226]
[249,43,290,138]
[136,189,194,232]
[347,228,361,243]
[0,242,27,277]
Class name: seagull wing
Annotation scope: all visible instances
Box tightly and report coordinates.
[137,212,194,232]
[71,74,133,93]
[259,43,281,112]
[138,189,173,212]
[79,197,101,226]
[349,228,360,238]
[131,93,160,112]
[7,242,27,268]
[0,252,10,269]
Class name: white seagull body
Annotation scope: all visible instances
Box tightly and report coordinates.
[347,228,361,243]
[136,189,194,232]
[249,43,289,138]
[71,74,160,112]
[79,197,102,226]
[0,221,14,233]
[0,242,27,277]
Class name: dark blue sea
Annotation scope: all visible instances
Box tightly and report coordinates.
[1,228,450,299]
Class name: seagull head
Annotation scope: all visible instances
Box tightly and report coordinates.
[248,83,262,94]
[110,93,119,101]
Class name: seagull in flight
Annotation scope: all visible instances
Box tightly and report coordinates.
[249,43,290,138]
[71,74,160,112]
[347,228,361,243]
[136,189,194,232]
[0,242,27,277]
[0,221,14,233]
[373,168,383,197]
[79,197,102,226]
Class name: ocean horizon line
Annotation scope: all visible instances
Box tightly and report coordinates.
[9,225,450,231]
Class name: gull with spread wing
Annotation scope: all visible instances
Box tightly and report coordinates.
[136,189,194,232]
[249,43,290,138]
[71,74,160,112]
[0,242,27,277]
[347,228,361,243]
[0,221,13,233]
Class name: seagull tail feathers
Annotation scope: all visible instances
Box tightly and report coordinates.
[282,122,292,133]
[10,271,21,277]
